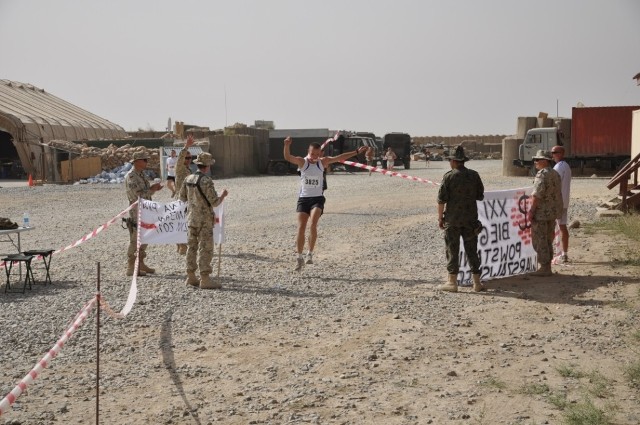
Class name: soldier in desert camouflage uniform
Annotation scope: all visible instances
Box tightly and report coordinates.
[526,150,563,277]
[437,146,485,293]
[173,135,196,255]
[178,152,228,289]
[124,151,163,276]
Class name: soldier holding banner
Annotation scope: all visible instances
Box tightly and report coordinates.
[552,145,571,263]
[174,135,195,255]
[124,151,163,277]
[178,152,228,289]
[437,146,485,292]
[527,150,563,277]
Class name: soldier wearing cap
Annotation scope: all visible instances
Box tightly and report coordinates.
[527,150,563,277]
[124,150,163,276]
[437,145,485,292]
[551,145,571,263]
[173,135,196,255]
[178,152,228,289]
[174,135,196,198]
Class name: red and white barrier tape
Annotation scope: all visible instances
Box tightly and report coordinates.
[341,160,440,186]
[0,298,96,417]
[99,297,125,319]
[116,197,142,318]
[0,202,138,270]
[53,202,138,256]
[320,132,340,151]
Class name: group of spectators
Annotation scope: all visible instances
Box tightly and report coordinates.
[437,145,571,292]
[123,135,571,292]
[124,135,228,290]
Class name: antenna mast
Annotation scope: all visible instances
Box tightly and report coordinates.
[224,85,228,127]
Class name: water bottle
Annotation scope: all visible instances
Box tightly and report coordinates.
[22,212,30,228]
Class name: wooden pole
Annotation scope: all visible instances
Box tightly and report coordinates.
[216,244,222,284]
[96,262,100,425]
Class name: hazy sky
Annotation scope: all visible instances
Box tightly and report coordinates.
[1,0,639,136]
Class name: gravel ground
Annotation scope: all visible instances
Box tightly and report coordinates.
[1,160,639,425]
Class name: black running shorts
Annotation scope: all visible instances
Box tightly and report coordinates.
[296,196,325,215]
[167,176,176,181]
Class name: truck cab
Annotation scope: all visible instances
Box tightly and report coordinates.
[383,132,412,169]
[513,128,561,174]
[334,134,380,170]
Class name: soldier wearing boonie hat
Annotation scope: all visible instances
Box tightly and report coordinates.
[527,150,563,277]
[178,151,228,289]
[130,151,150,162]
[124,149,163,277]
[437,145,486,293]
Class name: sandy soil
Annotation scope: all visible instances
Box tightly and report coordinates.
[1,160,639,425]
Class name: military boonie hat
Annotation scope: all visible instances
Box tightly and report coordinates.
[193,152,214,166]
[130,151,151,162]
[532,150,553,161]
[445,145,469,162]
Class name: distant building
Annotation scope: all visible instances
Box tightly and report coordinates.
[253,120,275,130]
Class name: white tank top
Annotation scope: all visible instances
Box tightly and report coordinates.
[299,159,324,198]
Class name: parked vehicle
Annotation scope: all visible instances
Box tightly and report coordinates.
[383,132,412,169]
[356,132,382,152]
[333,133,380,171]
[267,129,333,174]
[513,106,640,175]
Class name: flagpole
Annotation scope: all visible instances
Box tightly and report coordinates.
[216,243,222,285]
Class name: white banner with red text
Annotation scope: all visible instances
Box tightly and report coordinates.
[457,187,542,284]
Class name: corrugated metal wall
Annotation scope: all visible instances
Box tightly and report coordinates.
[225,127,269,173]
[209,134,261,177]
[571,106,640,156]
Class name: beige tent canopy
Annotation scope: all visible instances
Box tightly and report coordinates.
[0,79,126,181]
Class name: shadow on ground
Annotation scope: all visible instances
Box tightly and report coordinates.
[0,280,79,304]
[160,309,202,425]
[485,273,635,305]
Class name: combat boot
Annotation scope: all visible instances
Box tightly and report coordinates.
[529,263,552,277]
[438,274,458,292]
[139,259,155,274]
[185,271,199,287]
[472,273,485,292]
[126,259,146,277]
[200,274,222,290]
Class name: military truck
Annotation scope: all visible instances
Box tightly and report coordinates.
[513,106,640,175]
[383,132,412,169]
[333,132,380,171]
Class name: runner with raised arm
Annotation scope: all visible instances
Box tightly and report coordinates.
[284,137,367,271]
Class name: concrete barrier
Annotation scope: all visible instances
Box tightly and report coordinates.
[502,137,529,176]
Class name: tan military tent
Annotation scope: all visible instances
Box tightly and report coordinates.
[0,79,126,181]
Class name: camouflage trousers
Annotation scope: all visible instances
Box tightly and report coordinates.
[127,225,148,261]
[186,220,214,275]
[444,223,481,275]
[531,219,555,265]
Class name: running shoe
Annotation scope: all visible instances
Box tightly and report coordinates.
[295,257,305,271]
[305,253,313,265]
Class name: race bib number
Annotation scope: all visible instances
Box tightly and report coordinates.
[304,177,320,187]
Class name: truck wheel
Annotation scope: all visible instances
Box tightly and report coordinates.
[616,158,630,171]
[273,162,288,175]
[404,161,411,170]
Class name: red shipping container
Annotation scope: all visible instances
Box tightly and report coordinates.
[571,106,640,157]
